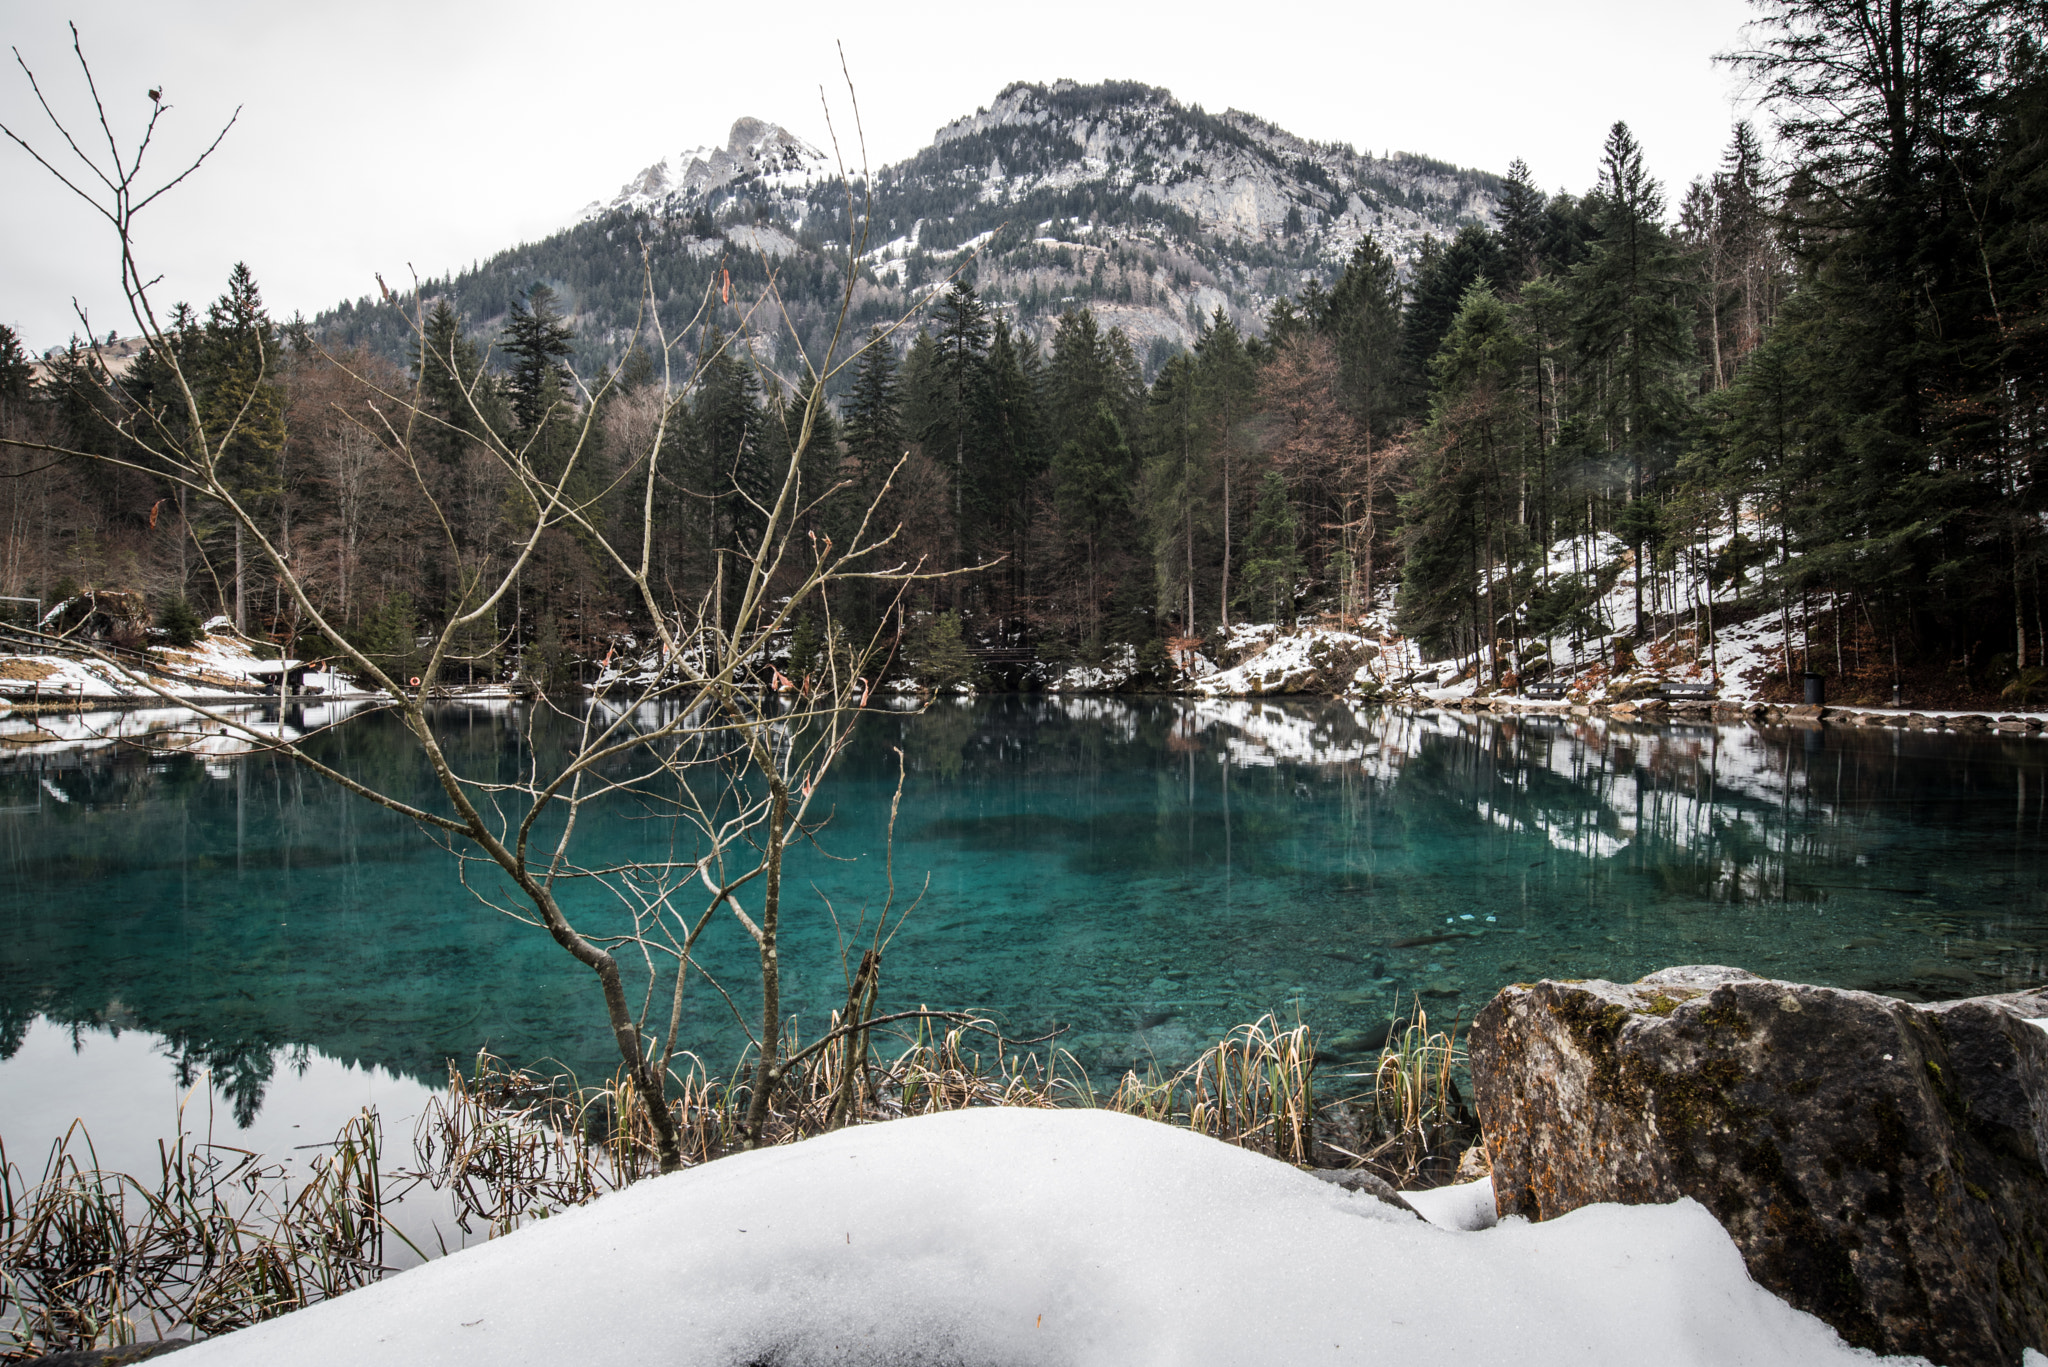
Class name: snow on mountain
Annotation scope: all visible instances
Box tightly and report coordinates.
[555,82,1498,355]
[318,82,1498,372]
[578,117,830,223]
[926,79,1496,268]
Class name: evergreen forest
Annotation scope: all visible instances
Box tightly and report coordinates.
[4,0,2045,705]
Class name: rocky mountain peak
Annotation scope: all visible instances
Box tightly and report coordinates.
[579,118,829,223]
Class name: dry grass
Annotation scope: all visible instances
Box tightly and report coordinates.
[0,1109,396,1362]
[1,1003,1477,1359]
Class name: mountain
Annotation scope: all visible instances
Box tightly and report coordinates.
[577,116,832,222]
[315,80,1501,380]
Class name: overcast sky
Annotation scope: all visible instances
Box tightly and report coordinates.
[2,0,1764,352]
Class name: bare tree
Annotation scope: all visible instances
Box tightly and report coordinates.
[2,29,969,1172]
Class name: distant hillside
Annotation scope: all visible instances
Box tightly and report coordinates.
[313,80,1501,383]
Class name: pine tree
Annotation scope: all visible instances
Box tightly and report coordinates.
[501,283,576,433]
[842,327,905,498]
[1495,159,1548,286]
[1569,121,1694,633]
[965,320,1049,596]
[911,609,975,691]
[0,325,31,406]
[156,595,202,647]
[1322,235,1406,599]
[1402,224,1503,377]
[1399,283,1533,670]
[1140,351,1207,635]
[1240,469,1303,627]
[1194,311,1259,627]
[418,299,492,464]
[931,283,991,536]
[1052,399,1133,647]
[1047,308,1112,449]
[692,333,765,557]
[201,263,287,633]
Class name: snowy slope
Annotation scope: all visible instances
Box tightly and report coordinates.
[543,81,1499,360]
[180,1108,1931,1367]
[579,117,830,223]
[925,80,1496,268]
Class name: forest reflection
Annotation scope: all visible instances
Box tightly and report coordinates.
[4,698,2043,1119]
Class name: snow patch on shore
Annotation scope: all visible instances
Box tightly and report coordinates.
[180,1109,1927,1367]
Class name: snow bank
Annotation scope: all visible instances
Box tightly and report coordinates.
[0,620,344,704]
[1196,624,1382,698]
[181,1108,1923,1366]
[1044,642,1140,693]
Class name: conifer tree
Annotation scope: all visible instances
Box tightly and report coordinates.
[1570,121,1694,633]
[0,325,31,405]
[1402,224,1503,377]
[501,284,576,433]
[1240,469,1303,627]
[418,299,493,464]
[1399,283,1533,669]
[1052,399,1133,647]
[966,320,1048,600]
[931,283,990,532]
[1140,351,1207,635]
[1193,311,1259,627]
[1047,309,1111,450]
[1495,159,1548,286]
[201,263,287,632]
[842,326,905,498]
[1322,236,1406,597]
[692,333,765,558]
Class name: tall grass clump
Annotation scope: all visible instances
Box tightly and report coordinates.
[2,1000,1480,1359]
[0,1108,400,1363]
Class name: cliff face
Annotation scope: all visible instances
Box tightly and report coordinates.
[313,81,1497,371]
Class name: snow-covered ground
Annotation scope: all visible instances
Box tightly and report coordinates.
[177,1107,1943,1366]
[0,616,352,704]
[1183,521,2047,720]
[1043,642,1140,693]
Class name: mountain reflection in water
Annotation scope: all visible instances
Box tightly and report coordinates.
[3,696,2043,1125]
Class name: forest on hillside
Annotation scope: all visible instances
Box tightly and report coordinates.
[2,0,2044,705]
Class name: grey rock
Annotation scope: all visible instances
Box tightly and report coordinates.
[1305,1167,1419,1216]
[1470,966,2048,1367]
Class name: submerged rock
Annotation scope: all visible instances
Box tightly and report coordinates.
[1470,966,2048,1367]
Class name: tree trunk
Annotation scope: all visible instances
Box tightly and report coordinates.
[744,781,790,1150]
[234,519,245,634]
[1219,448,1232,630]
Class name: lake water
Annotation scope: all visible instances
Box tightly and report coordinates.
[4,696,2046,1164]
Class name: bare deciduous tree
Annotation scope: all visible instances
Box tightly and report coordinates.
[2,29,972,1172]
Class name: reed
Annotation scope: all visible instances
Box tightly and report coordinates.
[0,1107,399,1363]
[1179,1015,1319,1164]
[1339,999,1477,1187]
[1,1003,1478,1360]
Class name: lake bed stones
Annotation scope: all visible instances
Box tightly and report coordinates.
[1470,966,2048,1367]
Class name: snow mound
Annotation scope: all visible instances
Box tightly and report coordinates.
[1044,642,1138,693]
[1198,624,1381,698]
[180,1108,1922,1366]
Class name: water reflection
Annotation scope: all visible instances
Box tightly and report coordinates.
[3,697,2043,1111]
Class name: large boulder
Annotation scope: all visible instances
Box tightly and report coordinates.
[1471,966,2048,1367]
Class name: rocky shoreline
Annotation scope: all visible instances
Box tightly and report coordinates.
[1471,966,2048,1367]
[1407,690,2048,734]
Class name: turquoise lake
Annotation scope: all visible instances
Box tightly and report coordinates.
[3,697,2046,1147]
